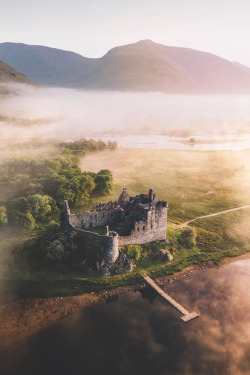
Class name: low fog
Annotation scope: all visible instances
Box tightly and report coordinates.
[1,83,250,143]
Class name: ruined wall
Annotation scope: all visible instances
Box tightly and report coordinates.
[60,189,168,266]
[68,203,121,230]
[119,203,167,245]
[60,201,119,264]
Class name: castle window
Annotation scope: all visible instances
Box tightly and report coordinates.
[137,227,140,232]
[90,222,93,229]
[143,225,145,230]
[151,224,153,229]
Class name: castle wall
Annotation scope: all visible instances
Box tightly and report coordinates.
[60,188,168,268]
[69,205,121,230]
[119,204,167,245]
[60,201,119,264]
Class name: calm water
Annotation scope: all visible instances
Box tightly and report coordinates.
[4,260,250,375]
[86,133,250,150]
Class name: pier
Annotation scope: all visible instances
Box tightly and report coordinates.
[143,274,199,322]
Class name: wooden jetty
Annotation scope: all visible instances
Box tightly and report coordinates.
[143,274,199,322]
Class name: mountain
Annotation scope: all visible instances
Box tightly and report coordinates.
[1,40,250,94]
[0,58,34,85]
[0,42,95,87]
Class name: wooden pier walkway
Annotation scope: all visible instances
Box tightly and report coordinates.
[143,274,199,322]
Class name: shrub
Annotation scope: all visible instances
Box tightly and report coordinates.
[0,206,8,226]
[177,227,196,248]
[125,245,142,262]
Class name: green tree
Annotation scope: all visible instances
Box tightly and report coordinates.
[46,239,67,261]
[177,227,196,248]
[94,169,114,195]
[27,194,53,222]
[12,211,35,229]
[0,206,8,226]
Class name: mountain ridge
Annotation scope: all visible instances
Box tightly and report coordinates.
[1,40,250,93]
[0,58,34,85]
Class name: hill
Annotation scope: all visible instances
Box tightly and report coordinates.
[0,42,94,87]
[1,40,250,93]
[0,58,34,85]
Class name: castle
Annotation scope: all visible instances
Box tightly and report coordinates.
[60,188,168,272]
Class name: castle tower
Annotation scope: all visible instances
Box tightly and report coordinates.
[118,188,130,205]
[104,231,119,264]
[60,200,71,233]
[149,189,154,202]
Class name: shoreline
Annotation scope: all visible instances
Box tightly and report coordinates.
[101,251,250,299]
[0,251,249,370]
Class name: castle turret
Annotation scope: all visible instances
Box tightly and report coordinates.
[118,188,130,205]
[60,200,71,232]
[149,189,154,202]
[104,231,119,264]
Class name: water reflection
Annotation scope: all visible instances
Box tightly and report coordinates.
[106,294,119,304]
[139,286,158,304]
[2,260,250,375]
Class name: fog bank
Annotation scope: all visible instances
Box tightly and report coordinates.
[1,83,250,143]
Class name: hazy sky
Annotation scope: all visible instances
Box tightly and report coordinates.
[1,0,250,65]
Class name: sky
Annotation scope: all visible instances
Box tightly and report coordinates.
[1,0,250,66]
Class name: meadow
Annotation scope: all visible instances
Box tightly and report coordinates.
[1,147,250,297]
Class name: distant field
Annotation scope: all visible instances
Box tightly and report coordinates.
[81,148,250,222]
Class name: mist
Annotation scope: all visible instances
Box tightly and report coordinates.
[1,83,250,144]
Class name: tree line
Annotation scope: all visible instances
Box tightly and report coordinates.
[0,138,115,229]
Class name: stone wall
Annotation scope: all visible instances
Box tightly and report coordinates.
[60,201,119,264]
[119,204,167,245]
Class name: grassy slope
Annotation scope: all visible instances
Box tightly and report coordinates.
[0,59,34,84]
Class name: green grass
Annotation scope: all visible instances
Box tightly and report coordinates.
[2,148,250,297]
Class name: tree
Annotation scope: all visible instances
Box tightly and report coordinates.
[94,169,114,195]
[0,206,8,226]
[12,211,35,229]
[46,239,67,261]
[177,227,196,248]
[27,194,53,222]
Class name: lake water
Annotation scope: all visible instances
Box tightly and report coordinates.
[4,259,249,375]
[85,133,250,150]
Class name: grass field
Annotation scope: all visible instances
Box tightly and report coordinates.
[81,148,250,221]
[2,147,250,297]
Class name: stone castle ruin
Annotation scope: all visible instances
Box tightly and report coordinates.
[60,188,167,274]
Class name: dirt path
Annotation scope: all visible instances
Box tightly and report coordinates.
[180,204,250,227]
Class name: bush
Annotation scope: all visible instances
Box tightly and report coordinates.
[177,227,196,248]
[46,239,67,261]
[0,206,8,226]
[125,245,142,262]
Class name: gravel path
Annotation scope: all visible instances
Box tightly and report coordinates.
[180,204,250,227]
